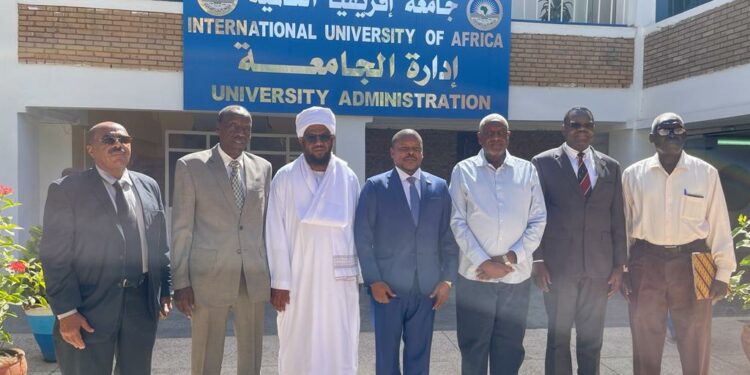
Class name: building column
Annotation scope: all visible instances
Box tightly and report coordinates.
[335,116,371,184]
[608,128,652,168]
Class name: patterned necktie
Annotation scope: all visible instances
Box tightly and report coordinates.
[229,160,245,208]
[407,176,420,225]
[113,180,143,279]
[577,152,592,197]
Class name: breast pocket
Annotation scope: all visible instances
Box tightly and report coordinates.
[681,195,705,222]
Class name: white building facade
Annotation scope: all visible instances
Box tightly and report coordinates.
[1,0,749,233]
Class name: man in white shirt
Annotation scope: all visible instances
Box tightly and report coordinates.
[266,106,360,374]
[622,112,736,375]
[449,113,547,375]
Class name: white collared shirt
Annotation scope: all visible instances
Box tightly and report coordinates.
[449,150,547,284]
[395,167,421,210]
[622,152,736,282]
[562,143,598,188]
[218,145,246,190]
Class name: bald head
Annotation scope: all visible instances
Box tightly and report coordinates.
[650,112,684,134]
[87,121,128,145]
[85,121,132,179]
[478,113,509,133]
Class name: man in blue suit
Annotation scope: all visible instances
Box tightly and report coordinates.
[355,129,459,375]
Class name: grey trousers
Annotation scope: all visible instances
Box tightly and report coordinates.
[191,273,264,375]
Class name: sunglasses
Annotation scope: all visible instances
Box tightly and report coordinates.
[303,134,332,143]
[655,127,686,136]
[101,134,133,145]
[567,122,595,130]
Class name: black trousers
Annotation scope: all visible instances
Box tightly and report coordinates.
[456,276,531,375]
[54,282,157,375]
[543,275,609,375]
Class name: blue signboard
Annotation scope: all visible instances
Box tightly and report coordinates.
[183,0,511,118]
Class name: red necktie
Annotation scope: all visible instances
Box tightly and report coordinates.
[577,152,591,197]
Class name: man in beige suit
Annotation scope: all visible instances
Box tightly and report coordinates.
[171,105,272,375]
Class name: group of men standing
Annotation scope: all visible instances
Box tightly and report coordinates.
[38,103,736,375]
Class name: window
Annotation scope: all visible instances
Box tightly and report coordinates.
[656,0,713,21]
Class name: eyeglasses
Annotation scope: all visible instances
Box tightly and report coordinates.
[101,134,133,145]
[303,134,332,143]
[655,127,687,136]
[567,122,595,130]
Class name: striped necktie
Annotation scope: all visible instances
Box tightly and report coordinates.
[577,152,592,197]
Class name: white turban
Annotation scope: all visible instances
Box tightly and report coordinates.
[296,106,336,137]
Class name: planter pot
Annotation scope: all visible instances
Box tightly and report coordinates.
[23,306,56,362]
[742,323,750,364]
[0,348,27,375]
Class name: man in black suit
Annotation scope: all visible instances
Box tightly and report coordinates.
[531,107,626,375]
[40,121,172,374]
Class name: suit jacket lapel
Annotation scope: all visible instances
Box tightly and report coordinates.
[591,147,608,181]
[85,168,124,241]
[130,173,154,226]
[553,145,583,196]
[418,173,432,226]
[388,169,416,230]
[590,147,609,197]
[240,152,258,218]
[207,146,241,220]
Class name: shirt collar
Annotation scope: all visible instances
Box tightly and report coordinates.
[562,142,591,160]
[96,165,132,187]
[218,145,243,168]
[395,167,421,182]
[477,149,515,170]
[646,151,688,171]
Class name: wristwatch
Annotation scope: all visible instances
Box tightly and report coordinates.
[443,280,453,288]
[501,254,512,266]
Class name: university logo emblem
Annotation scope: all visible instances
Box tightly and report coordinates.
[197,0,238,16]
[466,0,503,31]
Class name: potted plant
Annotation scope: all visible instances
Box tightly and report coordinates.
[0,301,28,375]
[728,213,750,363]
[1,184,54,363]
[0,184,29,375]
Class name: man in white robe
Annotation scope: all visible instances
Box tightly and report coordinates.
[266,106,361,375]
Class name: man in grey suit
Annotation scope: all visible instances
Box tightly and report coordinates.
[531,107,626,375]
[171,105,272,375]
[40,121,171,374]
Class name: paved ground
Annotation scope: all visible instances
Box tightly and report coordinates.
[8,288,750,374]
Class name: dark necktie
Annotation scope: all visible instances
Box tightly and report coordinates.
[407,176,420,225]
[113,180,143,280]
[577,152,592,197]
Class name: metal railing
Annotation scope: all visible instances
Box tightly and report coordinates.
[511,0,631,25]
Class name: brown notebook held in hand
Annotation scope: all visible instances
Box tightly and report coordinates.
[692,252,716,300]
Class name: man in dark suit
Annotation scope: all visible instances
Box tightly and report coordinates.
[531,107,626,375]
[40,121,171,375]
[355,129,459,374]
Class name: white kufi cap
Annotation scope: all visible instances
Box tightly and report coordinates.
[295,106,336,137]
